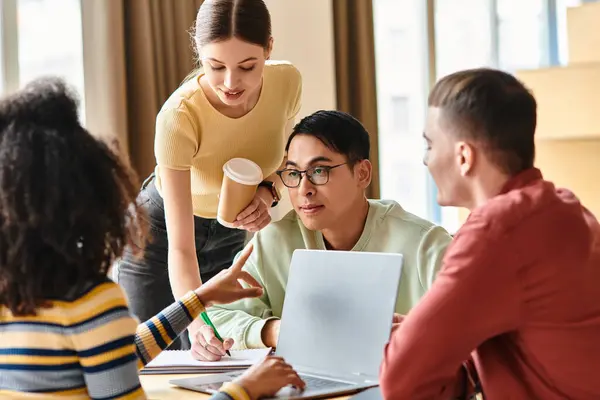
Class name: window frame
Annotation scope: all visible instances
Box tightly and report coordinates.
[376,0,565,232]
[0,0,19,93]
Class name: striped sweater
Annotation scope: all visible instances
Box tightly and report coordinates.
[0,279,247,400]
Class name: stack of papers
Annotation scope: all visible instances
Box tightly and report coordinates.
[140,348,272,375]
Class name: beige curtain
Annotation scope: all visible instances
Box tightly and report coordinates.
[82,0,204,178]
[332,0,381,199]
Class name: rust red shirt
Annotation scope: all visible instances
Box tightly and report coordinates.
[380,168,600,400]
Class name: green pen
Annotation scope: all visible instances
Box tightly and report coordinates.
[201,311,231,356]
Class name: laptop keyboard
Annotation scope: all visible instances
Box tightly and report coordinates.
[224,371,354,391]
[300,374,353,390]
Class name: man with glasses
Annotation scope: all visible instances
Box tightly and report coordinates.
[194,110,451,360]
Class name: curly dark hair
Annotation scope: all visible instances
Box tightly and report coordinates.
[0,77,146,316]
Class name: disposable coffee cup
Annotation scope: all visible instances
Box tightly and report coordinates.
[217,158,263,228]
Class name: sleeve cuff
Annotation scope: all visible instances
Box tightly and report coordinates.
[220,382,251,400]
[156,163,192,171]
[245,317,279,349]
[183,290,206,320]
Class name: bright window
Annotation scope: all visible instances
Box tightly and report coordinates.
[435,0,494,77]
[0,8,4,95]
[18,0,84,94]
[390,96,410,136]
[496,0,548,71]
[373,0,431,220]
[1,0,84,117]
[375,0,592,233]
[556,0,583,65]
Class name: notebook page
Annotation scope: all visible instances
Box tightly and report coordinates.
[145,348,271,368]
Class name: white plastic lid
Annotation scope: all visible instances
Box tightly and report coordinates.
[223,158,263,185]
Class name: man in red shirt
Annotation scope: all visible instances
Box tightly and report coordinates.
[380,68,600,399]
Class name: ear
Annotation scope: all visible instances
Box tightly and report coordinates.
[265,37,274,60]
[356,160,372,189]
[456,141,475,176]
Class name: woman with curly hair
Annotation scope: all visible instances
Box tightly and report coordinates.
[0,77,304,400]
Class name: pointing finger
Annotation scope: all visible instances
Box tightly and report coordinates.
[231,244,253,272]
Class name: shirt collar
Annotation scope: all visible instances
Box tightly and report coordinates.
[499,167,543,195]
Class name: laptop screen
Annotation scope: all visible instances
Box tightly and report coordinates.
[275,250,403,379]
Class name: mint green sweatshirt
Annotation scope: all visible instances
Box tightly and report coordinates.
[208,200,452,349]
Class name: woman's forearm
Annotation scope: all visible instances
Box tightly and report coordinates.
[168,248,202,299]
[168,248,205,333]
[159,167,203,326]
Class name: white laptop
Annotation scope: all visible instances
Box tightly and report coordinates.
[170,249,403,399]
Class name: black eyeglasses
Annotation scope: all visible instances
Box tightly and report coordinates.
[276,163,347,188]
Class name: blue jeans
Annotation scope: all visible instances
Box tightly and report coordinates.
[116,174,247,350]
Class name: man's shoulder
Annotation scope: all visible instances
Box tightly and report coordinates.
[370,199,450,237]
[468,178,584,237]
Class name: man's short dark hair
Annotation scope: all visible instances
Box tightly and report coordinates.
[428,68,537,175]
[286,110,370,164]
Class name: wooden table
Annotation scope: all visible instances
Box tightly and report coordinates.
[140,374,351,399]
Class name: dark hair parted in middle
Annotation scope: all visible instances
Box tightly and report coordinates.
[194,0,272,49]
[286,110,371,165]
[428,67,537,175]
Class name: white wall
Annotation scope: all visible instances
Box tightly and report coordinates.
[265,0,337,118]
[264,0,338,219]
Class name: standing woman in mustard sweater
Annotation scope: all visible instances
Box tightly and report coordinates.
[117,0,302,357]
